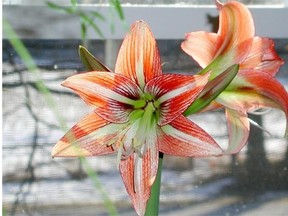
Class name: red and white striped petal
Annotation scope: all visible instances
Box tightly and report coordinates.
[62,71,142,123]
[145,73,210,125]
[159,115,223,157]
[240,37,284,76]
[119,149,159,216]
[217,70,288,137]
[115,20,162,89]
[218,70,288,112]
[225,109,250,154]
[52,112,120,157]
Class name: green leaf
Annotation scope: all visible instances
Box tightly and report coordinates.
[91,11,106,21]
[80,13,104,38]
[46,1,76,14]
[46,2,66,11]
[80,21,87,42]
[71,0,77,7]
[78,45,111,72]
[70,0,77,13]
[109,0,125,20]
[184,64,239,115]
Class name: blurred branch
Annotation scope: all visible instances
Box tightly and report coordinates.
[3,19,68,131]
[2,103,25,119]
[3,81,76,96]
[3,19,118,216]
[9,53,48,215]
[10,178,34,216]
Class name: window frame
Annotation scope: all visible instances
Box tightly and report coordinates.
[3,5,288,39]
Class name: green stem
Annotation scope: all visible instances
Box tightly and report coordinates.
[144,152,163,216]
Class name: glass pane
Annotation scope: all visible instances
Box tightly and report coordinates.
[3,38,288,215]
[3,0,288,215]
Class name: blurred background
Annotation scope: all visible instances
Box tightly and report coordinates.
[3,0,288,215]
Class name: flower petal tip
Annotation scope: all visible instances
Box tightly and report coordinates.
[60,76,82,91]
[135,19,146,24]
[215,148,224,156]
[215,0,223,10]
[206,145,224,157]
[60,79,70,88]
[51,140,91,158]
[51,141,69,157]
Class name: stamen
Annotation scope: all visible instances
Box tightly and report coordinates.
[113,124,134,168]
[248,118,273,136]
[135,148,144,158]
[115,100,158,167]
[248,107,272,115]
[116,141,124,168]
[116,117,142,167]
[122,148,133,159]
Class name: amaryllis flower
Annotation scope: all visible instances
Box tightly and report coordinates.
[52,21,223,216]
[182,0,288,153]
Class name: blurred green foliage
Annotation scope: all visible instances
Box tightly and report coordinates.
[46,0,125,43]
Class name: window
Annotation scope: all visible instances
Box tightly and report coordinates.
[3,1,288,215]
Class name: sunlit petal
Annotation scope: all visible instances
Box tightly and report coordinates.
[159,115,223,157]
[62,71,142,123]
[182,1,254,75]
[52,112,118,157]
[115,20,162,89]
[225,109,250,154]
[181,31,219,68]
[214,0,254,63]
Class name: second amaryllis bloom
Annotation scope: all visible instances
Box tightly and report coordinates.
[182,0,288,154]
[52,21,223,216]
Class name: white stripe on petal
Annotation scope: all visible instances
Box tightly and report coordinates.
[81,80,136,105]
[161,124,222,155]
[73,122,127,151]
[157,78,204,104]
[136,53,145,89]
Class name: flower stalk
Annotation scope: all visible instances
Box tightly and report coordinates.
[144,153,163,216]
